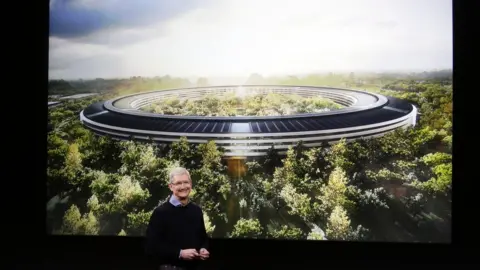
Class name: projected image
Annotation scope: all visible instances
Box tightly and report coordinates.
[47,0,452,242]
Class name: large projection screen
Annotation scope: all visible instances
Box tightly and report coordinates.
[47,0,452,243]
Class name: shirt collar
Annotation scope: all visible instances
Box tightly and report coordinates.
[169,195,189,207]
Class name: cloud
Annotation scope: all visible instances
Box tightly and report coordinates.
[49,51,128,79]
[49,60,126,80]
[49,36,117,63]
[48,36,123,78]
[49,0,453,79]
[71,23,169,48]
[50,0,115,38]
[374,20,398,29]
[49,0,207,40]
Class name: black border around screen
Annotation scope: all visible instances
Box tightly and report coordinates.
[11,0,477,268]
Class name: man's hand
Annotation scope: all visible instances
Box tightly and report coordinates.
[199,248,210,260]
[180,249,199,260]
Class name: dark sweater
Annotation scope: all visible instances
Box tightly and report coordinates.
[145,201,209,268]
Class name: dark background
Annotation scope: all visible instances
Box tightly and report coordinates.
[45,236,456,269]
[10,0,479,268]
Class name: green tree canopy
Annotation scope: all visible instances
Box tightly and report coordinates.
[329,139,355,173]
[109,176,150,213]
[317,167,352,216]
[169,137,194,167]
[119,141,161,183]
[126,210,153,236]
[60,205,99,235]
[417,163,452,195]
[197,140,224,170]
[268,225,304,240]
[325,205,353,241]
[230,218,263,239]
[203,212,216,237]
[63,143,83,182]
[306,224,326,240]
[279,183,314,222]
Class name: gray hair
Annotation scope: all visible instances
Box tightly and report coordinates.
[169,167,191,184]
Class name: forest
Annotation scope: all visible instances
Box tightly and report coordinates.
[141,93,342,116]
[47,71,452,242]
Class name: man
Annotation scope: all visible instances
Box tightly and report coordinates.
[146,167,210,270]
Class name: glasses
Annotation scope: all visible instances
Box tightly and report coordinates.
[171,181,191,187]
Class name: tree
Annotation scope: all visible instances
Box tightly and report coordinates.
[47,134,71,199]
[293,140,307,161]
[169,137,194,167]
[89,171,121,204]
[203,212,215,237]
[87,194,100,213]
[325,205,353,240]
[346,186,388,240]
[272,148,295,188]
[365,168,404,184]
[230,218,263,238]
[272,147,312,194]
[67,121,89,141]
[421,152,452,166]
[355,187,390,211]
[119,141,161,184]
[231,173,269,217]
[197,140,223,170]
[110,176,150,213]
[348,138,382,172]
[417,163,452,195]
[403,193,426,218]
[261,145,281,175]
[279,184,314,222]
[88,174,150,234]
[380,127,437,159]
[190,166,231,219]
[47,133,69,170]
[307,231,325,240]
[60,205,99,235]
[80,134,122,173]
[126,210,153,236]
[82,211,100,235]
[307,224,326,240]
[268,225,303,240]
[245,160,263,176]
[60,205,82,234]
[317,167,351,216]
[329,139,355,173]
[407,152,452,195]
[303,147,331,181]
[63,143,83,182]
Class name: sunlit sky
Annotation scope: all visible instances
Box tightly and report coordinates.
[49,0,452,80]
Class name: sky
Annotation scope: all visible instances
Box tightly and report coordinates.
[49,0,452,80]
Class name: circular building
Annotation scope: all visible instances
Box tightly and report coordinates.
[80,85,417,157]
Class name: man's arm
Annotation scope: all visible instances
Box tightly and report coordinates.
[199,209,209,250]
[145,207,180,261]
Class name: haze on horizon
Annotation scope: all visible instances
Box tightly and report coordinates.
[49,0,452,81]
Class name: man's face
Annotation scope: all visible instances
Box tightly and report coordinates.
[169,174,192,199]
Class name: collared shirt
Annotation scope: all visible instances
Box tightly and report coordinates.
[169,195,189,207]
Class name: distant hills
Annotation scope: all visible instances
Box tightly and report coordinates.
[48,69,452,95]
